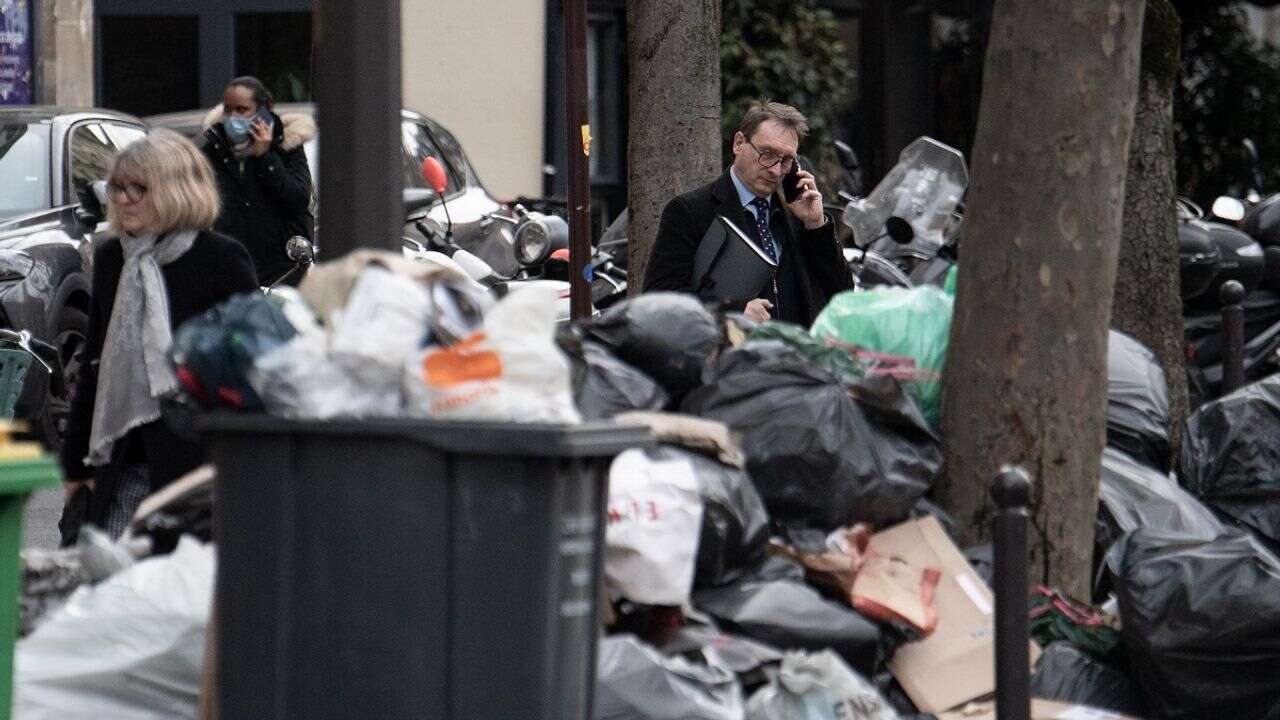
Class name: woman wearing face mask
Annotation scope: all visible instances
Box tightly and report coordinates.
[202,76,315,286]
[59,130,259,541]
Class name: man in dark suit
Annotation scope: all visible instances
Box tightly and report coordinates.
[642,101,851,324]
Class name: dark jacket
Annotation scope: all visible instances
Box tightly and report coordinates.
[202,106,315,285]
[642,170,851,325]
[61,231,259,524]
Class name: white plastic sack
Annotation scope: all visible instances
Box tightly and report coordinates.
[746,650,900,720]
[605,448,704,605]
[252,333,403,419]
[330,265,432,364]
[404,284,580,423]
[15,538,215,720]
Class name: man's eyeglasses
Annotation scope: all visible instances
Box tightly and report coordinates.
[107,180,147,203]
[744,137,796,171]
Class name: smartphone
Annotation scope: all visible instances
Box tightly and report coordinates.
[781,158,804,204]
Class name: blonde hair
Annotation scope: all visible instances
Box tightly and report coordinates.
[107,129,221,235]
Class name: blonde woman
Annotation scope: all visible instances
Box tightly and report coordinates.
[59,129,259,541]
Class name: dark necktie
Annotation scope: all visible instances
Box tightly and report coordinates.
[750,197,778,263]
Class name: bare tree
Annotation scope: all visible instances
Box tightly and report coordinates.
[937,0,1147,597]
[626,0,722,293]
[1114,0,1188,465]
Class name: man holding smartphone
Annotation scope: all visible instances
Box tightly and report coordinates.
[642,101,850,324]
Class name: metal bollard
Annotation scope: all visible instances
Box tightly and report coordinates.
[1220,280,1247,395]
[990,466,1032,720]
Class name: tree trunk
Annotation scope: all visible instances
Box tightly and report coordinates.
[1113,0,1188,466]
[937,0,1146,598]
[626,0,722,294]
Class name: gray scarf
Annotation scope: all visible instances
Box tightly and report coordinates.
[86,230,198,467]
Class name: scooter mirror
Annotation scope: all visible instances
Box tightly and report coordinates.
[422,156,449,195]
[1212,196,1246,223]
[885,216,915,244]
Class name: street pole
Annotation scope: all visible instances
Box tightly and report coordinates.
[313,0,402,257]
[1220,280,1246,395]
[991,466,1032,720]
[564,0,594,319]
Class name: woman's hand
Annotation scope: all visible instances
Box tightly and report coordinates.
[63,479,93,506]
[249,119,273,158]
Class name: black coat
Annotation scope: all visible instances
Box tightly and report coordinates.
[642,170,851,325]
[61,231,260,524]
[202,108,315,285]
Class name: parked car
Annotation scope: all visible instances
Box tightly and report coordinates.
[147,103,520,276]
[0,107,147,448]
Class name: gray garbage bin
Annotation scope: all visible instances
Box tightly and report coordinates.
[200,415,650,720]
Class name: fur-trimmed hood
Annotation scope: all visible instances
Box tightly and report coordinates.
[202,105,316,152]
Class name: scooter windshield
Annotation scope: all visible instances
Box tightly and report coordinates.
[842,137,968,254]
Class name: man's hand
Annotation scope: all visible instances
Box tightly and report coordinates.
[744,298,773,324]
[783,170,827,230]
[249,118,273,158]
[64,479,93,506]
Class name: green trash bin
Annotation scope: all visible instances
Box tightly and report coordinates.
[0,453,61,719]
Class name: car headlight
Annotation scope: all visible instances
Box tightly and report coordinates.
[514,212,569,266]
[0,251,33,281]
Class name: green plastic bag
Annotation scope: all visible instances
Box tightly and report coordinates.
[749,321,867,385]
[810,286,953,426]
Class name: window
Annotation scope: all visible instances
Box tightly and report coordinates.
[423,118,478,188]
[235,13,313,103]
[101,124,147,151]
[68,124,116,203]
[0,123,50,217]
[401,120,462,196]
[100,16,200,118]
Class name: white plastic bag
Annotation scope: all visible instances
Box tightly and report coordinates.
[15,538,215,720]
[594,635,745,720]
[604,448,704,605]
[330,265,431,364]
[251,333,404,419]
[746,650,900,720]
[404,284,580,423]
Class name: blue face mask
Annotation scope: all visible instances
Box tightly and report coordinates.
[223,115,253,143]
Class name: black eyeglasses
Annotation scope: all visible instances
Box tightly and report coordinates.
[107,180,147,203]
[744,138,796,171]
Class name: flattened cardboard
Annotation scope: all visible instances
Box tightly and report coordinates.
[872,516,1040,713]
[936,698,1140,720]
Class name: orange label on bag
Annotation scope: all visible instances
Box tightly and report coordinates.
[423,334,503,387]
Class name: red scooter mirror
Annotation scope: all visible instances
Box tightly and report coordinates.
[422,157,448,195]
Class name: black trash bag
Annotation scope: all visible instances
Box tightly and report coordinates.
[1106,330,1171,472]
[581,292,719,402]
[656,445,771,590]
[170,293,297,410]
[561,334,669,420]
[1107,528,1280,720]
[594,635,745,720]
[1096,447,1223,564]
[911,498,958,540]
[682,340,940,530]
[1179,376,1280,550]
[692,570,892,678]
[1030,642,1149,718]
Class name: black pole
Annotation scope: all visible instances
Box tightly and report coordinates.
[313,0,402,257]
[1220,280,1247,395]
[991,465,1032,720]
[564,0,593,319]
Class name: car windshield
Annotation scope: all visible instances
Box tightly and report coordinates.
[0,123,51,218]
[288,117,476,196]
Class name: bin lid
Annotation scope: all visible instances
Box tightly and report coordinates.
[198,414,654,458]
[0,455,63,494]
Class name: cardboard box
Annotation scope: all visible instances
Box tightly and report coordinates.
[936,698,1140,720]
[870,516,1040,713]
